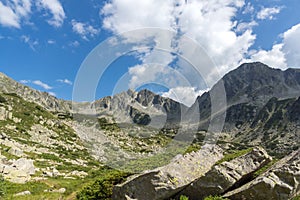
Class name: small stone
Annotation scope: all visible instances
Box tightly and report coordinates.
[14,191,31,196]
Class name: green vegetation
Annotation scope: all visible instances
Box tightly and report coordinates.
[292,195,300,200]
[184,143,202,154]
[0,144,19,160]
[98,117,120,132]
[180,195,189,200]
[1,177,95,200]
[0,175,5,197]
[0,93,106,199]
[216,148,253,165]
[76,167,130,200]
[254,159,278,178]
[76,141,195,199]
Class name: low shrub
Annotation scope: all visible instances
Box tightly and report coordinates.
[76,169,129,200]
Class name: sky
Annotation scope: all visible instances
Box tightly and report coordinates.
[0,0,300,106]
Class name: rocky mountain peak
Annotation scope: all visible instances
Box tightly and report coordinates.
[194,62,300,109]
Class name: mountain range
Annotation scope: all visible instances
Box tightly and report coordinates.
[1,62,300,156]
[0,62,300,199]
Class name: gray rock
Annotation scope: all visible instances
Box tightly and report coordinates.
[44,188,66,193]
[112,144,224,200]
[223,149,300,200]
[3,168,31,183]
[13,158,35,175]
[14,190,31,196]
[8,146,24,157]
[177,146,272,200]
[1,158,35,183]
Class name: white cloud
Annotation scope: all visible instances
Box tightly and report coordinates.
[102,0,256,91]
[11,0,32,18]
[20,79,53,90]
[281,23,300,68]
[47,39,55,44]
[36,0,65,27]
[20,79,30,84]
[257,6,281,20]
[21,35,39,50]
[162,87,208,106]
[236,21,258,33]
[0,0,66,28]
[32,80,52,90]
[0,0,32,28]
[246,44,287,69]
[69,41,80,47]
[128,63,178,89]
[244,23,300,69]
[101,0,174,33]
[48,91,56,96]
[242,2,254,14]
[57,79,72,85]
[71,20,99,40]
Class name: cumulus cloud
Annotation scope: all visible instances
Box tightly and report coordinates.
[246,44,287,69]
[57,79,72,85]
[257,6,281,20]
[236,21,258,33]
[128,63,178,89]
[71,20,100,40]
[32,80,52,90]
[281,23,300,68]
[101,0,256,89]
[245,23,300,69]
[36,0,65,27]
[162,87,208,106]
[101,0,174,33]
[0,0,32,28]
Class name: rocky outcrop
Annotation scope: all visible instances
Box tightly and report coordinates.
[0,158,35,183]
[224,149,300,200]
[112,144,224,200]
[176,147,272,200]
[0,72,71,112]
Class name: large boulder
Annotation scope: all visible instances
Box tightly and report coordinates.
[224,149,300,200]
[112,144,224,200]
[0,158,35,183]
[176,147,272,200]
[12,158,35,175]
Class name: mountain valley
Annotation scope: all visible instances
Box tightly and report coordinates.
[0,62,299,200]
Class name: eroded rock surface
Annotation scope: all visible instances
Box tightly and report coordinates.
[112,144,224,200]
[176,147,272,200]
[224,149,300,200]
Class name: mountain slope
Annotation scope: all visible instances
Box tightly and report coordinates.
[0,72,71,112]
[188,62,300,155]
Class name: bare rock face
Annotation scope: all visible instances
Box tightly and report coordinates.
[112,144,224,200]
[0,158,35,183]
[224,149,300,200]
[176,147,272,200]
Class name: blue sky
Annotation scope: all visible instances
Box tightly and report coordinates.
[0,0,300,106]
